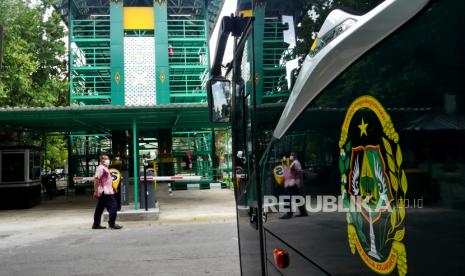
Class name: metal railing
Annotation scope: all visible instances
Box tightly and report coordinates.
[168,46,208,66]
[71,46,110,68]
[71,74,111,97]
[263,20,288,43]
[167,20,207,40]
[71,17,110,41]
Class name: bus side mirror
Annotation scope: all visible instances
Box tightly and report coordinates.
[207,78,232,123]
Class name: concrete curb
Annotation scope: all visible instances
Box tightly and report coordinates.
[103,208,160,222]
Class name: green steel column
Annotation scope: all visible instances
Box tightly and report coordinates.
[43,133,47,173]
[110,1,125,105]
[67,133,74,189]
[154,1,170,104]
[132,118,139,209]
[252,2,265,105]
[68,19,73,105]
[227,129,231,187]
[210,128,217,180]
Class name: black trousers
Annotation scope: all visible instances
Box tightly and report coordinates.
[93,193,117,226]
[284,185,307,215]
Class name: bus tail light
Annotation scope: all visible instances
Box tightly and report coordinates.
[273,248,290,269]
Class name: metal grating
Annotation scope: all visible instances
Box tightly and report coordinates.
[124,37,156,106]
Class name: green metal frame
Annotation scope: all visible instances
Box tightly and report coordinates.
[110,1,125,105]
[64,0,223,209]
[69,133,111,178]
[155,1,170,104]
[70,16,111,106]
[132,118,139,209]
[262,18,291,103]
[172,130,213,177]
[168,19,209,104]
[252,5,265,105]
[251,4,292,105]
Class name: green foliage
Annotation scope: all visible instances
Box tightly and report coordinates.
[0,0,68,107]
[43,134,68,171]
[0,0,68,171]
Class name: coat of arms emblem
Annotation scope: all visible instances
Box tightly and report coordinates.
[339,96,408,275]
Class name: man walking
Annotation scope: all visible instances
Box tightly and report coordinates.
[92,153,123,230]
[280,152,307,219]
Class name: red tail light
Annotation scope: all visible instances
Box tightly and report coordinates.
[273,248,290,269]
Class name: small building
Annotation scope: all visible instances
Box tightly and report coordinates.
[0,146,42,208]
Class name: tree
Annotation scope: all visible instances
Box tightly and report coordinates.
[43,134,68,172]
[0,0,68,107]
[0,0,68,172]
[0,24,4,73]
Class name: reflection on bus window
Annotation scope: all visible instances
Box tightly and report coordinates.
[211,80,231,122]
[310,10,357,57]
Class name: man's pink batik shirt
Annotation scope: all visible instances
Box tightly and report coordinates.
[94,164,114,195]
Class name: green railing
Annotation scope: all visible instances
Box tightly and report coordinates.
[71,74,111,98]
[261,18,291,103]
[167,20,207,40]
[70,16,111,106]
[170,74,206,92]
[168,46,208,66]
[168,19,209,104]
[263,47,290,67]
[71,17,110,41]
[71,46,110,68]
[264,20,288,43]
[70,134,112,177]
[172,131,213,177]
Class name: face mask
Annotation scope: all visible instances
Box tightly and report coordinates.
[103,160,110,166]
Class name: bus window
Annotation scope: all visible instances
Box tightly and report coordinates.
[310,11,358,58]
[260,0,465,275]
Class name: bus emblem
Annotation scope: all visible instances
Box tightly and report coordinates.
[339,96,408,276]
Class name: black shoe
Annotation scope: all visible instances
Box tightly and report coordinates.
[109,224,123,230]
[92,224,106,229]
[280,213,293,220]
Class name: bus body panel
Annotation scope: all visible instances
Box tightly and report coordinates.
[274,0,430,139]
[260,0,465,274]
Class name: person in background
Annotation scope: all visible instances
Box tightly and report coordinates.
[183,151,194,170]
[281,152,307,219]
[290,152,307,217]
[92,153,123,230]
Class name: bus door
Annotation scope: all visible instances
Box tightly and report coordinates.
[231,19,266,276]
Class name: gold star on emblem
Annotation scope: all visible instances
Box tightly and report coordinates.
[358,118,368,137]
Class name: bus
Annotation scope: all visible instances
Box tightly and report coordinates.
[208,0,465,275]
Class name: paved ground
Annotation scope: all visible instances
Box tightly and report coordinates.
[0,186,240,276]
[157,183,237,223]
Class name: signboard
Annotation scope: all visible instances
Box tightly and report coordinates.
[110,168,121,190]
